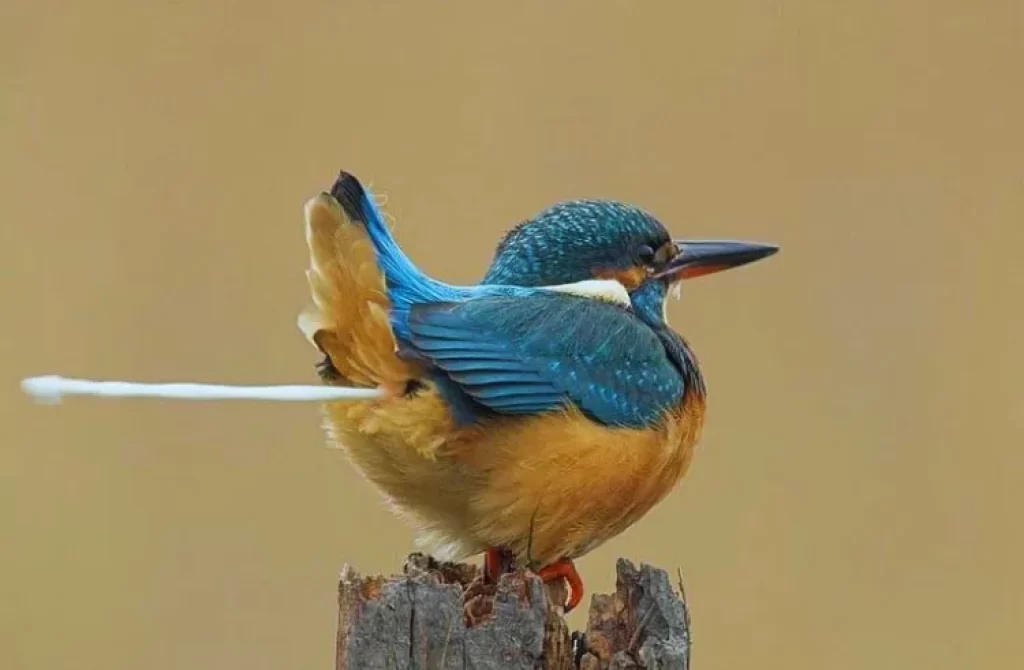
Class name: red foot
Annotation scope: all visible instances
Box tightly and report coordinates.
[483,547,515,582]
[484,548,503,582]
[537,558,584,613]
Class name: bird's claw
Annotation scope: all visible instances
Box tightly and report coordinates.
[462,570,498,627]
[537,557,584,613]
[462,593,492,627]
[479,550,583,615]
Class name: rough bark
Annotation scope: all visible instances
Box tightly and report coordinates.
[336,553,691,669]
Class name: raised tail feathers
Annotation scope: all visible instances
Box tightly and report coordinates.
[327,171,453,310]
[298,190,419,391]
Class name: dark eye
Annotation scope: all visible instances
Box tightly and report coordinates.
[638,244,656,263]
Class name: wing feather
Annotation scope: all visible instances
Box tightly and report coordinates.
[405,293,685,427]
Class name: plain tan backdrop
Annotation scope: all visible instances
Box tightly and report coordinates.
[3,2,1022,668]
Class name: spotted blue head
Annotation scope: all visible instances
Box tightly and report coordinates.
[483,199,779,325]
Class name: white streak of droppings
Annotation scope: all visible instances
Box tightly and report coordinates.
[20,375,385,405]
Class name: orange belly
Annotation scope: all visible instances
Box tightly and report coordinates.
[322,381,706,566]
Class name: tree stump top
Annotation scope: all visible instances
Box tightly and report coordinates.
[336,554,691,669]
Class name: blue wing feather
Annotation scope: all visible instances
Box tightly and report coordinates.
[442,360,533,373]
[405,293,685,428]
[455,371,546,386]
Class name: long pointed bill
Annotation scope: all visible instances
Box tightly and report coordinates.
[655,239,779,281]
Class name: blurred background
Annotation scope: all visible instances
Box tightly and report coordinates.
[3,2,1022,668]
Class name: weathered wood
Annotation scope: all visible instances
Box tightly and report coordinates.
[336,554,691,669]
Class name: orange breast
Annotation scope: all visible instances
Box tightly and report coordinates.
[460,392,707,565]
[321,384,707,566]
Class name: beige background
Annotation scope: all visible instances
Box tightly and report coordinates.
[3,2,1022,668]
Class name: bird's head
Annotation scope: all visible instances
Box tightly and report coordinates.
[484,199,778,323]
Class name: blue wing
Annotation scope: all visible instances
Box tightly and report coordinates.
[404,293,686,428]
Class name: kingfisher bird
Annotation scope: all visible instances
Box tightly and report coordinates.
[298,170,777,612]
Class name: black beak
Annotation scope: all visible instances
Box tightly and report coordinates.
[655,239,779,281]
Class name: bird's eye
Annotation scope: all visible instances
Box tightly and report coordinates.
[638,244,656,263]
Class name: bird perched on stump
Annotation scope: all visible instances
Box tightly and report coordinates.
[298,170,777,612]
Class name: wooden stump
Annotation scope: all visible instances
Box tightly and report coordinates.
[336,554,691,669]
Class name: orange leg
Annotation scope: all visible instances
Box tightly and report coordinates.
[537,558,584,613]
[483,547,515,582]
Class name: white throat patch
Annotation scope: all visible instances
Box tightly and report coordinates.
[540,279,632,307]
